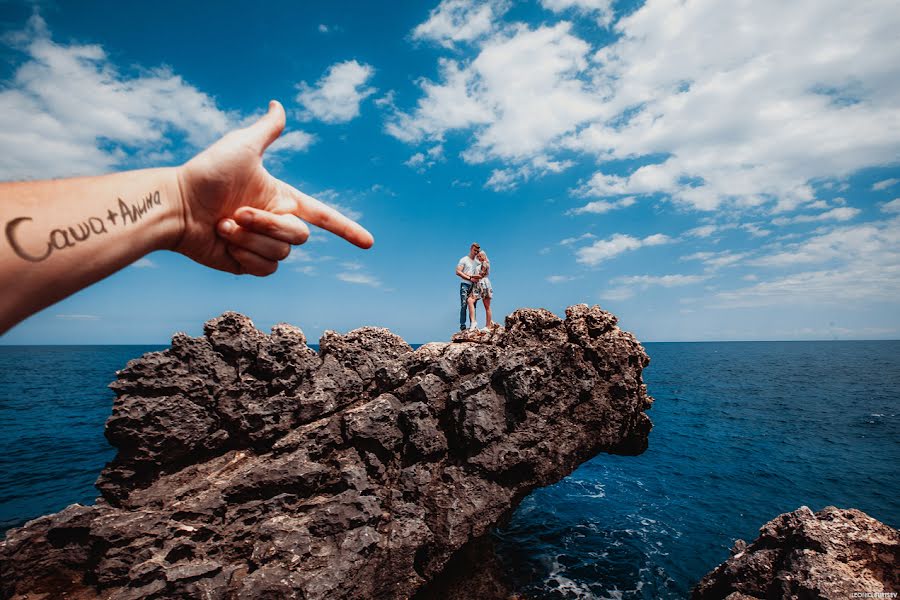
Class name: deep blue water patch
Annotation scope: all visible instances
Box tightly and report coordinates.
[0,341,898,599]
[494,341,900,598]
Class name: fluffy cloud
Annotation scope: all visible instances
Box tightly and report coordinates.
[296,60,376,123]
[575,232,671,265]
[412,0,509,48]
[395,0,900,214]
[389,22,604,168]
[267,130,316,153]
[0,15,232,179]
[0,15,312,180]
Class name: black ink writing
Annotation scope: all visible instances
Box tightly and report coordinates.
[118,190,161,225]
[5,190,159,263]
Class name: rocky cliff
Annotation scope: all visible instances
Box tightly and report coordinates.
[0,305,653,599]
[693,506,899,600]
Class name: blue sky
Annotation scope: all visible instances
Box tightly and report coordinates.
[1,0,899,344]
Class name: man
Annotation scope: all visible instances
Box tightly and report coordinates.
[455,242,481,331]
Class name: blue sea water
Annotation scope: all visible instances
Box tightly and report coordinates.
[1,341,898,598]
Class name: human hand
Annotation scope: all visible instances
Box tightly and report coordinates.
[174,100,373,275]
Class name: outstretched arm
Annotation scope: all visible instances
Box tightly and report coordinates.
[0,100,373,334]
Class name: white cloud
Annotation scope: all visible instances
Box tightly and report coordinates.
[296,60,375,123]
[560,232,595,245]
[393,0,900,212]
[546,274,577,283]
[615,274,709,287]
[267,130,316,153]
[682,250,748,269]
[540,0,614,27]
[741,222,771,238]
[881,198,900,213]
[567,196,635,215]
[336,271,382,287]
[318,24,329,33]
[575,232,672,265]
[750,218,900,268]
[404,144,444,170]
[872,178,899,191]
[686,224,718,238]
[601,272,708,300]
[412,0,509,48]
[389,22,604,169]
[771,206,861,225]
[0,15,239,179]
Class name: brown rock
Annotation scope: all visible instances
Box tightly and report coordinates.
[1,305,653,600]
[692,506,900,600]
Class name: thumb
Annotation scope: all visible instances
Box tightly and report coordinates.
[244,100,286,154]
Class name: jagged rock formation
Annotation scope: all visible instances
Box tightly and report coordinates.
[693,506,899,600]
[0,305,653,600]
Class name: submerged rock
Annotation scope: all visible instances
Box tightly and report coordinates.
[693,506,899,600]
[1,305,653,600]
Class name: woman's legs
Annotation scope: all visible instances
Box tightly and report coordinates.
[483,296,493,327]
[467,294,478,326]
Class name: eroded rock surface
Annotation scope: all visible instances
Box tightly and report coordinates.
[1,305,652,600]
[693,506,899,600]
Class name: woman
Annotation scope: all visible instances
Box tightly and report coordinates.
[467,250,494,331]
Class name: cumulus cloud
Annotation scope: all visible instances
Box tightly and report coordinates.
[392,0,900,214]
[296,60,376,123]
[0,15,234,179]
[412,0,509,48]
[389,22,604,169]
[575,232,672,265]
[0,15,313,180]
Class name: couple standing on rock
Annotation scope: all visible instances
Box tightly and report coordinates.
[456,242,495,332]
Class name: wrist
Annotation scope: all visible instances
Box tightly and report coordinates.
[156,166,187,252]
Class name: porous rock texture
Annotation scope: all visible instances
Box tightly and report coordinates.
[693,506,899,600]
[1,305,653,600]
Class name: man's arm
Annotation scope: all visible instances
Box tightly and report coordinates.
[0,100,373,334]
[456,263,474,282]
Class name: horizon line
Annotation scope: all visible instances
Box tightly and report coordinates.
[1,339,899,347]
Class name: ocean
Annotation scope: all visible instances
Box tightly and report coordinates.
[1,341,898,598]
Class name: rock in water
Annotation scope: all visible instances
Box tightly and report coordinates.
[0,305,653,600]
[692,506,899,600]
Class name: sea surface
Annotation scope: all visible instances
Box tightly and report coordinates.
[1,341,898,598]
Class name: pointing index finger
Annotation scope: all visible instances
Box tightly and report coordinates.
[284,184,374,249]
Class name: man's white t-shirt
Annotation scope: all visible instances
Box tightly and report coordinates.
[458,255,480,282]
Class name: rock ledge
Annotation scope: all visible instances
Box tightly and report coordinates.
[1,305,652,600]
